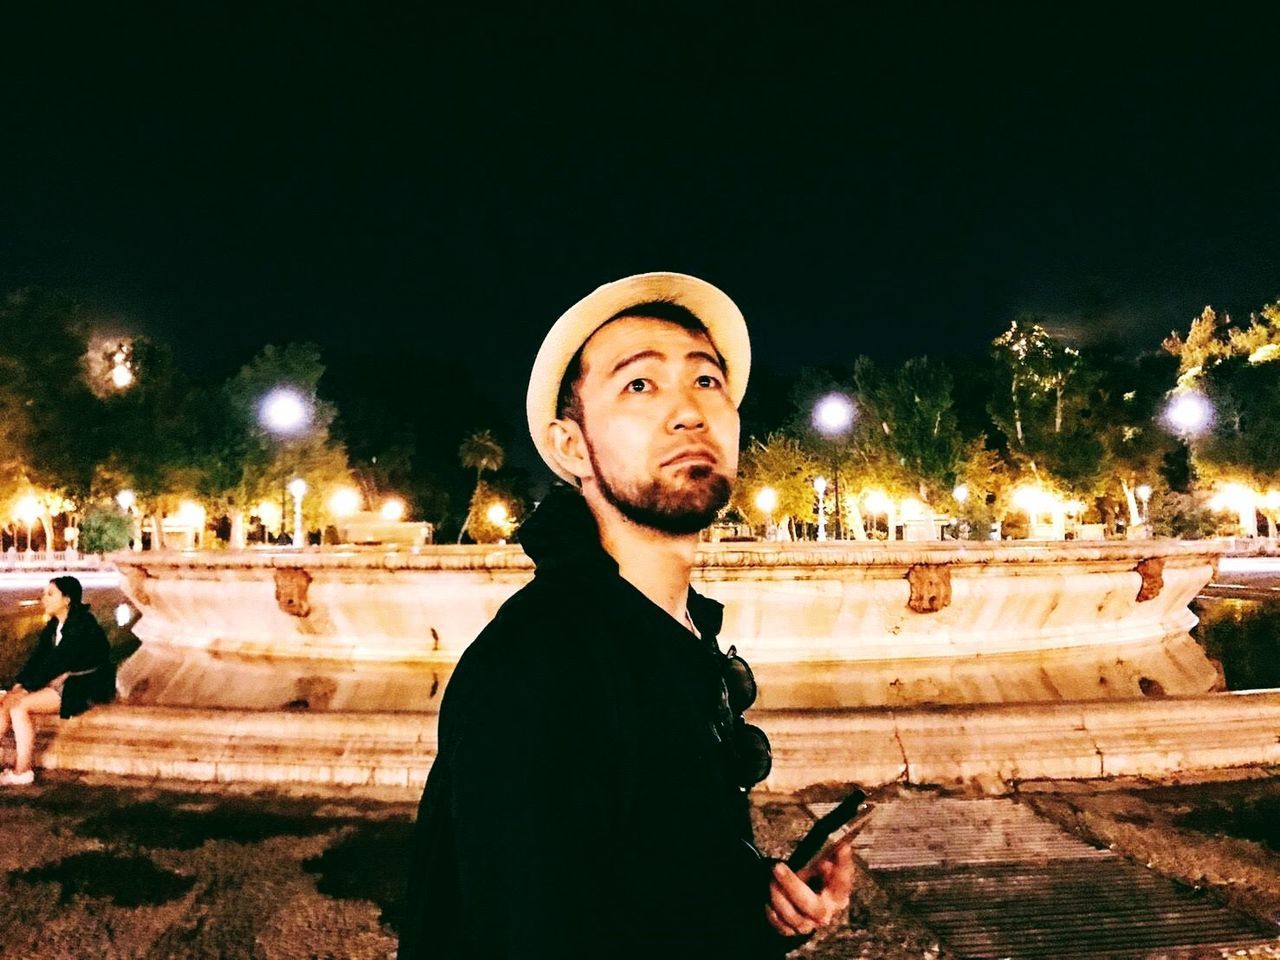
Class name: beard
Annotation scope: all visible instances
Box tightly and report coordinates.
[586,438,732,535]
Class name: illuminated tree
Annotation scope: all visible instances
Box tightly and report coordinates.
[457,430,505,543]
[732,433,819,538]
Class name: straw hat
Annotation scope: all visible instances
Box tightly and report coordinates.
[526,272,751,483]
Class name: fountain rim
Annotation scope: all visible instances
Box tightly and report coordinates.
[108,537,1226,574]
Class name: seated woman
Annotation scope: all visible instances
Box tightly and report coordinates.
[0,575,113,785]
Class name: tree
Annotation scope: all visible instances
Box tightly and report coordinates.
[0,289,104,547]
[1165,300,1280,496]
[732,433,819,538]
[989,318,1106,499]
[854,356,964,506]
[457,430,505,543]
[214,344,352,547]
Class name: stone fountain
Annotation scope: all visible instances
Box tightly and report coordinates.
[31,538,1280,792]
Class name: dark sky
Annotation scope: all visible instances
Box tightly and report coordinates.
[2,6,1278,472]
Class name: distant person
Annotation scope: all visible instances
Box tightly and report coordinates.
[401,273,854,959]
[0,576,113,785]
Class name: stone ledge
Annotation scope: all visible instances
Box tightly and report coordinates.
[17,691,1280,797]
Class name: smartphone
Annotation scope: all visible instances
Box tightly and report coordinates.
[785,788,874,876]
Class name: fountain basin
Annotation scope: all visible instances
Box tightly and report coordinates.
[113,539,1226,711]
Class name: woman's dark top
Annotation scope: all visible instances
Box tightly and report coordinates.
[14,605,114,718]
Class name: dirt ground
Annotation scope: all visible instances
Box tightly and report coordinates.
[3,771,1280,959]
[0,774,949,960]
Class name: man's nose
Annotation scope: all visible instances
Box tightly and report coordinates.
[668,388,707,432]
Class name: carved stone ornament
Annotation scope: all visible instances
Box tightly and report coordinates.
[121,565,152,607]
[1135,557,1165,603]
[274,568,312,618]
[907,564,952,613]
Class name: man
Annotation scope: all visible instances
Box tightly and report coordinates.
[401,272,854,959]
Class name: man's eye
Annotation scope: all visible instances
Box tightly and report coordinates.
[696,374,723,389]
[626,379,650,393]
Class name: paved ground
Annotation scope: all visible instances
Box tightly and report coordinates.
[2,773,1280,959]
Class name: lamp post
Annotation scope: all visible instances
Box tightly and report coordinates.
[288,478,307,548]
[14,496,39,555]
[1136,484,1152,523]
[812,393,855,539]
[813,476,828,542]
[259,387,313,549]
[116,489,142,551]
[754,487,778,540]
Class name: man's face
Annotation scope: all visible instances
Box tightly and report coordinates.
[572,317,740,534]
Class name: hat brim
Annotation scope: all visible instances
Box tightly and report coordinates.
[527,272,751,483]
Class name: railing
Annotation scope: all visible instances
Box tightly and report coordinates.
[0,550,108,572]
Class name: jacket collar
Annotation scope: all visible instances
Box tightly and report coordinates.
[519,486,724,638]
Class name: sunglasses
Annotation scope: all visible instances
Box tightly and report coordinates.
[711,645,772,789]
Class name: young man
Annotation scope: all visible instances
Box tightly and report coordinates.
[401,273,854,959]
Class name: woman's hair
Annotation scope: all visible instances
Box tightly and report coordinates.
[49,575,84,609]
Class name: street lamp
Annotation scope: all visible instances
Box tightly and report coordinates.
[1136,484,1152,523]
[288,478,308,547]
[754,487,778,539]
[486,502,509,526]
[813,477,828,542]
[116,489,141,551]
[952,484,970,540]
[260,388,311,435]
[381,497,406,522]
[13,495,39,554]
[812,393,855,538]
[1164,392,1212,436]
[328,488,361,518]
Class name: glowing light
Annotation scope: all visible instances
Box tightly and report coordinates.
[812,476,827,496]
[177,501,206,526]
[12,496,39,524]
[812,393,855,436]
[1136,484,1152,502]
[116,490,136,511]
[899,497,926,520]
[257,501,283,528]
[485,502,509,525]
[288,478,308,499]
[115,603,134,628]
[260,389,310,434]
[952,484,969,504]
[328,488,361,517]
[1064,499,1086,514]
[754,487,778,514]
[1013,485,1056,513]
[1208,483,1256,514]
[1165,393,1212,435]
[863,490,893,515]
[111,364,134,389]
[1263,490,1280,511]
[380,498,406,521]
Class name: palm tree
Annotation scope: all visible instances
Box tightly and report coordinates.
[457,430,505,543]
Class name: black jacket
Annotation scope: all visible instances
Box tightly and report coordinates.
[15,605,114,719]
[400,488,798,960]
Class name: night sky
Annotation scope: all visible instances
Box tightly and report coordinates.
[2,6,1278,475]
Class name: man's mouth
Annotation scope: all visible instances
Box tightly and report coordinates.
[661,449,718,468]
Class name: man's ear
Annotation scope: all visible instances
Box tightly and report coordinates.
[547,418,593,482]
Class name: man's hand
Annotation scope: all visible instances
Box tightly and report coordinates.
[765,844,855,939]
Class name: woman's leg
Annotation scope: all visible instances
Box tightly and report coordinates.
[9,687,60,774]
